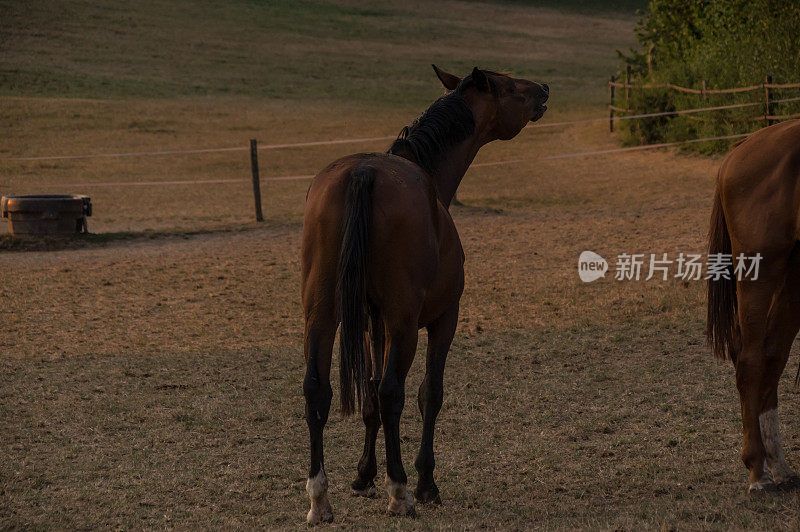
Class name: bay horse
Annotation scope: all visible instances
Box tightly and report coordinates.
[707,118,800,493]
[300,65,548,522]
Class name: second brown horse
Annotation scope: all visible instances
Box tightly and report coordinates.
[300,65,548,522]
[708,119,800,493]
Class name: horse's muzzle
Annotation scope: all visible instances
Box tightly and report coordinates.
[530,104,547,122]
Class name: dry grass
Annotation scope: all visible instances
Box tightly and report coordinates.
[3,135,800,527]
[2,0,800,529]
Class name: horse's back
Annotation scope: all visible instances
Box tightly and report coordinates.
[304,152,438,247]
[721,120,800,185]
[302,153,443,322]
[719,120,800,249]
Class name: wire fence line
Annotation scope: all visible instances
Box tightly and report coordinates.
[532,95,800,130]
[28,133,753,188]
[4,96,800,164]
[39,175,315,188]
[608,97,800,122]
[2,95,798,191]
[1,136,397,162]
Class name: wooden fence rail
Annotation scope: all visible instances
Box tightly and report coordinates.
[608,75,800,131]
[608,81,800,93]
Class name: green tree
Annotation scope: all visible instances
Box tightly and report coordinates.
[616,0,800,153]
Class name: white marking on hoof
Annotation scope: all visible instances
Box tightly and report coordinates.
[306,468,333,524]
[760,409,798,484]
[748,467,775,494]
[385,475,416,517]
[748,479,776,494]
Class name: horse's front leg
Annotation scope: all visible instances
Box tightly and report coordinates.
[414,304,458,504]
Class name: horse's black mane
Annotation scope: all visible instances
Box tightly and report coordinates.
[387,77,477,175]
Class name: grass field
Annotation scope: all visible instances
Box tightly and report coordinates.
[2,0,800,529]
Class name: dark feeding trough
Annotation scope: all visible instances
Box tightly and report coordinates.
[1,194,92,236]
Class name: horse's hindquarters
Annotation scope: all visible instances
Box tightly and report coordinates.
[712,119,800,492]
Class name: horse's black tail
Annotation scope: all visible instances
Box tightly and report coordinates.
[706,183,740,362]
[337,166,375,416]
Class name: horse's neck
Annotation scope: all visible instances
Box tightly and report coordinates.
[433,136,483,207]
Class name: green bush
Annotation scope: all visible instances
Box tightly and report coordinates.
[615,0,800,153]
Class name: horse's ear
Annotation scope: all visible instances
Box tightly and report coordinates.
[471,67,490,92]
[432,64,461,91]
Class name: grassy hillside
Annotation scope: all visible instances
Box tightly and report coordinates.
[2,0,643,231]
[1,0,643,107]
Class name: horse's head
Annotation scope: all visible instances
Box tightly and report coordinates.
[432,64,548,141]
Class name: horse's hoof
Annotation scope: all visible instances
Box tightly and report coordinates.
[306,470,333,524]
[387,496,416,517]
[748,479,777,496]
[351,479,377,498]
[306,505,333,525]
[414,483,441,505]
[386,476,416,517]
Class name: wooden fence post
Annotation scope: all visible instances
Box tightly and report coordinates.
[250,139,264,222]
[764,75,773,127]
[609,75,615,132]
[625,66,631,112]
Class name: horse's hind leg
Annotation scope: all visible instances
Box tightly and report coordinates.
[352,304,384,497]
[380,322,418,516]
[303,312,336,523]
[414,304,458,504]
[735,251,793,493]
[760,249,800,488]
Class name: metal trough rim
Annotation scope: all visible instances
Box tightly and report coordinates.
[2,194,92,218]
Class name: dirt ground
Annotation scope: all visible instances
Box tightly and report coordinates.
[2,141,799,528]
[2,0,800,528]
